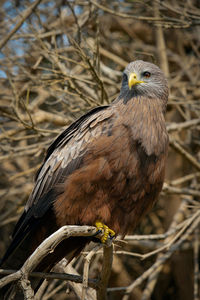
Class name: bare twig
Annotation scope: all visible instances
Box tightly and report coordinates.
[82,244,102,300]
[0,0,42,50]
[97,245,113,300]
[193,227,200,300]
[170,139,200,171]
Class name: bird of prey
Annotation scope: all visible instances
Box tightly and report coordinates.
[0,60,169,297]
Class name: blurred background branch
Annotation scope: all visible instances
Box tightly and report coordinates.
[0,0,200,299]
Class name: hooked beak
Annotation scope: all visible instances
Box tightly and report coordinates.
[128,73,144,89]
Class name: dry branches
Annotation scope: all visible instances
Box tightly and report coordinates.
[0,0,200,299]
[0,225,107,299]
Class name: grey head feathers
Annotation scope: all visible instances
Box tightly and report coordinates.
[119,60,168,107]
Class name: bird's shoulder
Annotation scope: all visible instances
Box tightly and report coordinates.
[25,105,116,210]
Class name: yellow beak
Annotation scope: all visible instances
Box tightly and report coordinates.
[128,73,144,89]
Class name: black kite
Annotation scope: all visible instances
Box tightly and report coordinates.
[0,60,169,298]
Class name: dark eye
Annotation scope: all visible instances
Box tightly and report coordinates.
[143,71,151,78]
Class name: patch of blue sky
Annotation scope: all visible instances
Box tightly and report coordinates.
[38,2,58,17]
[3,1,16,16]
[3,1,25,18]
[12,65,20,76]
[39,1,55,9]
[0,39,26,78]
[74,5,83,15]
[63,34,70,47]
[0,70,7,78]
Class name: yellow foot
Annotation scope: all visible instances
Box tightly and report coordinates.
[95,221,115,243]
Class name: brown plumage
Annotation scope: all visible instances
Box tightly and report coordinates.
[0,60,169,298]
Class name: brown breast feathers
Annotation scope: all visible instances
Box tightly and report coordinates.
[54,96,168,235]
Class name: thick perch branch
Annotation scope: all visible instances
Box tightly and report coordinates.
[0,225,115,299]
[0,226,96,290]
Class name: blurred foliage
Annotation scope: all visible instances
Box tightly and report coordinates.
[0,0,200,299]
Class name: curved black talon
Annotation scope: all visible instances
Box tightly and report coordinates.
[94,229,103,236]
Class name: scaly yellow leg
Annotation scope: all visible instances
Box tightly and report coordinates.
[95,221,115,243]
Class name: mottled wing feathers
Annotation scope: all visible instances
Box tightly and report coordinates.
[1,106,115,266]
[42,106,109,164]
[9,105,113,247]
[26,105,112,209]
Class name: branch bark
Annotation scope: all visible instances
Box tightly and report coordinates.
[0,0,43,50]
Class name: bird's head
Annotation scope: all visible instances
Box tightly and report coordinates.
[120,60,168,106]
